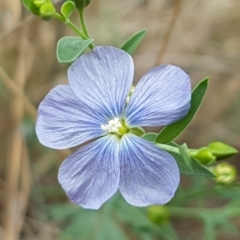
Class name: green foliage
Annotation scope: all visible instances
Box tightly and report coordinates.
[168,143,216,177]
[156,77,209,144]
[22,0,40,15]
[208,141,238,160]
[121,29,147,55]
[148,205,170,225]
[130,127,145,137]
[22,0,56,18]
[74,0,91,12]
[61,1,75,19]
[39,2,56,18]
[11,1,240,240]
[142,132,158,142]
[213,163,237,184]
[191,147,216,165]
[47,193,183,240]
[56,37,94,63]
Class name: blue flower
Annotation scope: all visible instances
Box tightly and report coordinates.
[36,46,191,209]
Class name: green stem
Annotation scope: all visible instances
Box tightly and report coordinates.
[177,182,240,200]
[79,11,90,38]
[167,206,213,218]
[156,143,180,154]
[189,149,198,157]
[168,206,240,218]
[156,143,204,157]
[53,13,94,50]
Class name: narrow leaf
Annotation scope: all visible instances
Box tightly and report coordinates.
[156,77,209,144]
[121,29,147,55]
[57,36,94,63]
[208,141,238,160]
[21,0,39,15]
[61,1,75,19]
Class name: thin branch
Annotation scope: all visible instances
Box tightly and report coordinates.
[155,0,182,66]
[0,16,35,42]
[4,35,28,240]
[0,65,38,119]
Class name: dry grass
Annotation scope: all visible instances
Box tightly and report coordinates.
[0,0,240,239]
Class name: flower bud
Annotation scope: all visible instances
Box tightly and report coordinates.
[39,2,56,19]
[22,0,55,19]
[192,147,216,165]
[213,163,237,184]
[208,141,238,160]
[74,0,90,12]
[22,0,40,15]
[148,205,170,225]
[33,0,45,7]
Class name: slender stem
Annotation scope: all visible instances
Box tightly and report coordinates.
[79,11,90,38]
[54,13,86,38]
[167,206,212,218]
[53,13,94,50]
[189,149,198,157]
[177,182,240,200]
[155,0,182,65]
[156,143,180,154]
[0,65,37,119]
[156,143,199,156]
[168,206,240,218]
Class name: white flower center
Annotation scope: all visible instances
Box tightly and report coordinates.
[101,118,123,134]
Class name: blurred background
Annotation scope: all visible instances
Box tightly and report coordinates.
[0,0,240,239]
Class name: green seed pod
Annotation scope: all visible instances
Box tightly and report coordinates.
[213,163,237,184]
[193,147,216,165]
[148,205,170,225]
[208,141,238,160]
[33,0,45,7]
[74,0,91,12]
[39,2,56,19]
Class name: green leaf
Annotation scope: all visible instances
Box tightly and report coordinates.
[61,1,75,19]
[57,36,94,63]
[130,127,145,137]
[208,141,238,160]
[116,198,154,229]
[121,29,147,55]
[156,77,209,144]
[142,132,158,142]
[49,200,129,240]
[22,0,40,15]
[167,142,215,177]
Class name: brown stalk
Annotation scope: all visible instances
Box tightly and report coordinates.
[4,33,29,240]
[0,65,71,160]
[16,140,32,238]
[155,0,182,66]
[0,65,37,119]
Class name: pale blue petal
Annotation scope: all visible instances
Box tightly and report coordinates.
[68,46,134,119]
[119,134,180,207]
[58,135,120,209]
[125,65,191,127]
[36,85,105,149]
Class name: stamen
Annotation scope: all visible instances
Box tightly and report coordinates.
[101,118,128,135]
